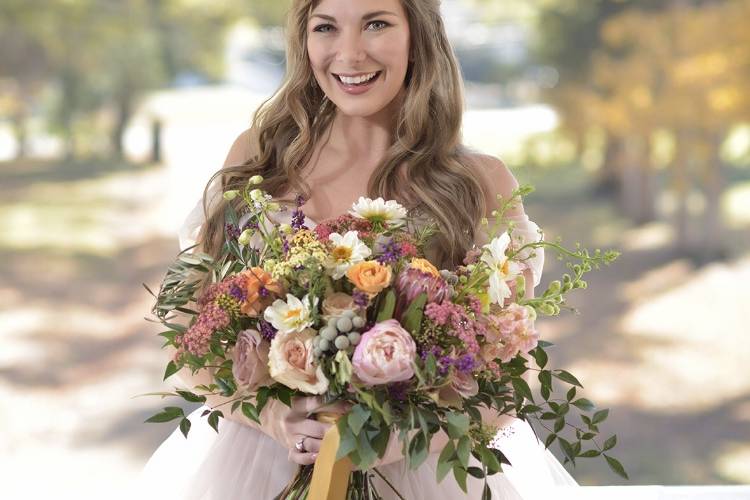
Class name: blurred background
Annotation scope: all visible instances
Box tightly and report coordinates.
[1,0,748,498]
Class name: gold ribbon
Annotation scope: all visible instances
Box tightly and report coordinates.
[308,412,352,500]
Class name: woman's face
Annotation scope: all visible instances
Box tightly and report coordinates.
[307,0,411,118]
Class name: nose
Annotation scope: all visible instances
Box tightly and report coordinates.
[334,28,366,65]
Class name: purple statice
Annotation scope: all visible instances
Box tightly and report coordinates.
[291,208,307,231]
[375,239,402,264]
[282,237,290,255]
[387,381,410,402]
[242,220,259,232]
[352,289,370,307]
[295,193,307,207]
[454,353,478,374]
[225,223,241,240]
[258,319,277,341]
[258,286,270,298]
[229,284,246,302]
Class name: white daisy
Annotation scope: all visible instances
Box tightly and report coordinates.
[481,233,523,305]
[325,231,372,279]
[263,294,318,334]
[349,197,407,227]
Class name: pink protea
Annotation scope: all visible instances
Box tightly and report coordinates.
[394,267,451,320]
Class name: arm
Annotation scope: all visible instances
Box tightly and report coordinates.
[164,128,339,464]
[472,154,538,426]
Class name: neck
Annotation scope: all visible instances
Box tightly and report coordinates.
[327,91,404,162]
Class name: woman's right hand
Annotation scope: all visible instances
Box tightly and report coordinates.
[259,396,350,466]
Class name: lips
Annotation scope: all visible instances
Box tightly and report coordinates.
[333,71,382,86]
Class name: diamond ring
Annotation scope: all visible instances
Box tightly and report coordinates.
[295,437,307,453]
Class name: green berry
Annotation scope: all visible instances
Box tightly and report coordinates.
[319,338,331,351]
[321,326,338,341]
[343,309,356,319]
[336,316,353,333]
[352,316,365,329]
[327,317,339,327]
[334,336,350,350]
[347,331,361,345]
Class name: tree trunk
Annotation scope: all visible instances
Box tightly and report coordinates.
[110,88,132,160]
[594,132,623,196]
[618,134,654,223]
[672,130,691,253]
[700,131,727,262]
[11,108,28,160]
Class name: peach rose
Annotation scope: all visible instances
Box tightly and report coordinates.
[346,261,392,296]
[239,267,284,316]
[322,292,365,320]
[409,258,440,277]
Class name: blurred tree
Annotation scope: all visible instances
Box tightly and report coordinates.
[589,0,750,258]
[533,0,750,259]
[244,0,291,27]
[0,1,52,159]
[0,0,240,159]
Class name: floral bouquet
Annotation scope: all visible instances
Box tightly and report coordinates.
[143,175,626,499]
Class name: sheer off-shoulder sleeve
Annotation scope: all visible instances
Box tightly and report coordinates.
[178,180,223,251]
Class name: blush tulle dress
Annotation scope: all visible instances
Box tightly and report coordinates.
[132,192,579,500]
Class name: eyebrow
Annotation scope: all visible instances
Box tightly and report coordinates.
[310,10,398,22]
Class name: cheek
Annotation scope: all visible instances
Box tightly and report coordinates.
[373,33,410,74]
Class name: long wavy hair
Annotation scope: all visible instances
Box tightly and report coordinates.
[197,0,486,269]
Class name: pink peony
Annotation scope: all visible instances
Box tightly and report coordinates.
[231,329,272,391]
[352,319,417,386]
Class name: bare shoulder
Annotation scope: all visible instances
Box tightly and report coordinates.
[222,126,261,168]
[465,153,522,215]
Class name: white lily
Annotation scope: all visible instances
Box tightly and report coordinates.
[263,293,318,334]
[325,231,372,279]
[481,233,523,305]
[349,197,407,227]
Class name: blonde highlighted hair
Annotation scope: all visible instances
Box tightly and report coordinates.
[198,0,486,269]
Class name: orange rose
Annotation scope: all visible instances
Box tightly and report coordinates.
[239,267,284,316]
[410,258,440,277]
[346,261,392,296]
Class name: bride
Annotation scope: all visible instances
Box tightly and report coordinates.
[136,0,579,498]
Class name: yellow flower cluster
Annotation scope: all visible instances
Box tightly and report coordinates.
[264,229,329,280]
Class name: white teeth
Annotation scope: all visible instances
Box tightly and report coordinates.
[338,72,378,85]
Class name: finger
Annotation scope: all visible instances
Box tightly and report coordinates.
[315,400,352,415]
[287,418,330,439]
[288,450,319,466]
[302,436,322,454]
[291,396,323,413]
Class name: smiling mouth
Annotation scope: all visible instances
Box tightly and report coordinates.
[333,71,382,86]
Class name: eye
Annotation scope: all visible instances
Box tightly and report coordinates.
[312,23,336,33]
[365,20,390,31]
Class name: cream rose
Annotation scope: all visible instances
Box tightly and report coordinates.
[268,328,329,394]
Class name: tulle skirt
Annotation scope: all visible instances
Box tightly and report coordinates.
[133,406,578,500]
